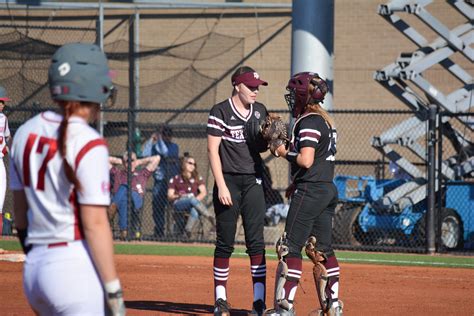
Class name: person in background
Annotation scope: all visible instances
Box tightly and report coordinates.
[109,152,160,240]
[0,86,11,236]
[142,126,180,238]
[167,152,214,239]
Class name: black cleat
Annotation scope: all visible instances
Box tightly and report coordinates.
[214,298,230,316]
[249,299,266,316]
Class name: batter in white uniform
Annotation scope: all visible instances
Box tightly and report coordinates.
[0,86,11,235]
[10,43,125,316]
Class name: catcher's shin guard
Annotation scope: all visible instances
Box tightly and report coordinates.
[272,233,292,310]
[305,236,332,314]
[274,260,289,309]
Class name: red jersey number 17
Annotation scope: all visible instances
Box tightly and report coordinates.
[23,133,58,191]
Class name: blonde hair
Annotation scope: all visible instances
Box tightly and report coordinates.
[306,103,335,128]
[306,81,335,128]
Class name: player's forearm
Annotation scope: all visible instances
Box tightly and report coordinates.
[81,205,119,284]
[208,150,226,188]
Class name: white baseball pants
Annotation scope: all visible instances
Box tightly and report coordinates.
[23,240,106,315]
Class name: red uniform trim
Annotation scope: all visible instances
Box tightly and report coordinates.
[23,133,38,187]
[48,242,68,248]
[72,139,107,240]
[75,138,108,171]
[69,190,84,240]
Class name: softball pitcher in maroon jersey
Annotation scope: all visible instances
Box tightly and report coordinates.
[207,66,270,316]
[269,72,343,315]
[10,43,125,315]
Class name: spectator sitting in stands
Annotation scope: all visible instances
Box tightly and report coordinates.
[167,152,215,238]
[109,151,160,240]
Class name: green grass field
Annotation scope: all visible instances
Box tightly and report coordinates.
[1,239,473,269]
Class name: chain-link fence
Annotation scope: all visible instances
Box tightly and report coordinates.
[1,5,472,255]
[5,105,472,255]
[332,111,473,255]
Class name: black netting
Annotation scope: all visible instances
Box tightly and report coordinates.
[105,32,243,61]
[0,31,59,60]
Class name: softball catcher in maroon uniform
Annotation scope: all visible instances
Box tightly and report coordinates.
[267,72,343,316]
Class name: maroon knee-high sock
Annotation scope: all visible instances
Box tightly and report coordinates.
[213,257,230,301]
[324,255,340,305]
[283,257,302,304]
[250,254,266,302]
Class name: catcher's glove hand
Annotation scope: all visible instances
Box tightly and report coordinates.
[261,113,289,157]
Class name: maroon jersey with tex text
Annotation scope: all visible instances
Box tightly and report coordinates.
[207,98,268,175]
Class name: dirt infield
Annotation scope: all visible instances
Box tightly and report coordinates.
[1,253,473,315]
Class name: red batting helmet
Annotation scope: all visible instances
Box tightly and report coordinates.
[285,72,328,118]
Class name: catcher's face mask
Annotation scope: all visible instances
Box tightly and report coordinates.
[284,89,298,117]
[286,72,328,118]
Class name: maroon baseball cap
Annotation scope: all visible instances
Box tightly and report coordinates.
[232,71,268,88]
[0,86,10,102]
